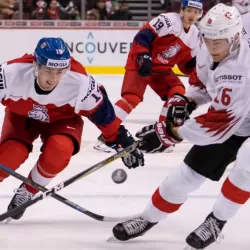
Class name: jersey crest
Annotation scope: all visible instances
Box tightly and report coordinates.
[157,44,181,64]
[28,104,50,122]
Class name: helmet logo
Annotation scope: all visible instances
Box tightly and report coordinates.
[46,59,70,68]
[225,11,232,19]
[207,18,213,24]
[40,42,47,49]
[187,1,203,9]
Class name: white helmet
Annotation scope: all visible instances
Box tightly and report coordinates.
[199,3,242,43]
[232,0,250,14]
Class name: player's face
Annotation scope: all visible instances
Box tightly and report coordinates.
[37,66,68,91]
[203,38,229,62]
[182,7,201,27]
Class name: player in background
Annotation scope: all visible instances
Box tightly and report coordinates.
[0,37,144,220]
[112,4,250,249]
[233,0,250,44]
[94,0,202,154]
[232,0,250,14]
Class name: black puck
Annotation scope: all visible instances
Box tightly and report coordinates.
[111,169,127,184]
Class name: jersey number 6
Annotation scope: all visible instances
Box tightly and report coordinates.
[214,88,232,106]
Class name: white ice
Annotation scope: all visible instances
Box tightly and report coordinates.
[0,76,249,250]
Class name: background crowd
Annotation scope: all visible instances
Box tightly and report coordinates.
[0,0,236,21]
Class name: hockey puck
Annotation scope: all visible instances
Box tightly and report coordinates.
[111,169,127,184]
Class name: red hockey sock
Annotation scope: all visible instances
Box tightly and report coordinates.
[25,135,74,194]
[0,140,29,181]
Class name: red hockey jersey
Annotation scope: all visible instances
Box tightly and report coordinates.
[126,12,199,74]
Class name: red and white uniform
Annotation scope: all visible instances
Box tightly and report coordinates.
[126,12,199,73]
[178,37,250,145]
[114,12,200,128]
[0,54,119,187]
[0,54,119,143]
[142,37,250,224]
[242,12,250,41]
[140,6,250,231]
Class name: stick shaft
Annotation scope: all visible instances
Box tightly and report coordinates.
[0,141,141,221]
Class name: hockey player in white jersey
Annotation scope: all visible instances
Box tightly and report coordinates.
[112,4,250,249]
[232,0,250,14]
[233,0,250,40]
[0,37,144,220]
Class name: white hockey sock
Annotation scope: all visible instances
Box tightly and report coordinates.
[213,171,250,221]
[143,162,206,223]
[213,139,250,221]
[30,162,54,186]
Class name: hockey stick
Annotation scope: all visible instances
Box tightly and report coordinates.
[0,141,142,222]
[152,70,189,78]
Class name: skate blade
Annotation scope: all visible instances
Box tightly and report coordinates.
[93,145,113,153]
[5,217,13,224]
[163,145,174,153]
[107,236,122,243]
[183,245,197,250]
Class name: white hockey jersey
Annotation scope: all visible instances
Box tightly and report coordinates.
[242,12,250,42]
[0,54,118,141]
[178,38,250,145]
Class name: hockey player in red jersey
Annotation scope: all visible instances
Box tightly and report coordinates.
[112,4,250,249]
[0,37,144,220]
[94,0,203,154]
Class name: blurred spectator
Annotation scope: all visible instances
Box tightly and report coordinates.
[57,0,79,19]
[0,0,18,19]
[110,0,132,20]
[86,0,97,11]
[30,0,46,19]
[94,0,109,20]
[23,0,37,19]
[36,0,47,8]
[31,6,45,19]
[45,0,60,19]
[86,8,100,19]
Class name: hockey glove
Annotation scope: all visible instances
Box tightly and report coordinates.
[136,52,152,77]
[136,121,182,153]
[106,125,145,169]
[167,94,197,126]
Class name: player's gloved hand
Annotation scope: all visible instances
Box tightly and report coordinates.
[105,125,145,169]
[136,121,182,153]
[167,94,197,126]
[136,52,152,77]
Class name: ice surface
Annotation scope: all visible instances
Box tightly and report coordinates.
[0,76,249,250]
